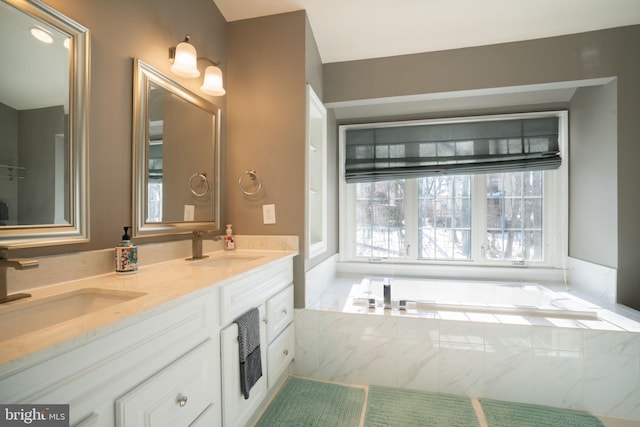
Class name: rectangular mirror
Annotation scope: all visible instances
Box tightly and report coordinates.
[132,59,220,237]
[0,0,89,247]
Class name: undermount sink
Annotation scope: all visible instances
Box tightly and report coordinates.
[188,254,264,268]
[0,288,146,341]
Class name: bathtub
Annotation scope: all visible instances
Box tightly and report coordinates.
[299,258,640,421]
[351,277,599,320]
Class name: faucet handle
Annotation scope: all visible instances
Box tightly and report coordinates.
[17,259,39,269]
[0,247,39,269]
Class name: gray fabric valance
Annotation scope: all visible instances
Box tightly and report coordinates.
[344,116,561,183]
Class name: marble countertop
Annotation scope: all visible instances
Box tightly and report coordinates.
[0,248,297,370]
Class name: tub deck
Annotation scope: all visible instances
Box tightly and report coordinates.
[309,275,640,333]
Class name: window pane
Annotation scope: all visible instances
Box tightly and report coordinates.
[485,172,543,261]
[523,171,543,196]
[147,182,162,222]
[418,176,471,260]
[354,180,405,258]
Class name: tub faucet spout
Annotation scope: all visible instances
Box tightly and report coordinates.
[383,278,391,309]
[0,247,39,304]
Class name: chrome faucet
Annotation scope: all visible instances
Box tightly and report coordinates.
[0,248,39,304]
[383,278,391,309]
[188,230,223,260]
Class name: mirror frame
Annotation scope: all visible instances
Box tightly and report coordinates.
[132,59,221,237]
[0,0,90,248]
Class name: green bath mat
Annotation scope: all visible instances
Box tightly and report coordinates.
[479,399,604,427]
[364,386,480,427]
[255,377,365,427]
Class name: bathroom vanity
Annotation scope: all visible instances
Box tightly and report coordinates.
[0,247,296,427]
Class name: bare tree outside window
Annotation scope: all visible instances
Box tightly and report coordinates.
[485,171,543,261]
[355,180,405,258]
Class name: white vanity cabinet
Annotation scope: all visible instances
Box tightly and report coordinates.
[220,305,268,427]
[0,289,220,427]
[265,285,295,388]
[219,258,295,427]
[115,339,220,427]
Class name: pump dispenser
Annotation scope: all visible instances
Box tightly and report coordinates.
[224,224,235,251]
[115,226,138,273]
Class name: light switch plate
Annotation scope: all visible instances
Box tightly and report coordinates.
[184,204,195,221]
[263,204,276,224]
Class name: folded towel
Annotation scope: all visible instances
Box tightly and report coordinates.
[234,307,262,399]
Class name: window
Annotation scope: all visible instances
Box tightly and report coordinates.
[418,175,471,260]
[340,112,567,268]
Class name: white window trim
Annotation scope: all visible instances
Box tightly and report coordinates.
[338,111,569,282]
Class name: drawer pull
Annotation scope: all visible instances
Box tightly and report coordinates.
[177,396,188,407]
[283,349,289,356]
[282,309,287,316]
[263,317,268,324]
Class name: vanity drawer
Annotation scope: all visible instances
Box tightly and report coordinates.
[266,285,294,342]
[115,339,219,427]
[219,258,292,325]
[267,323,295,389]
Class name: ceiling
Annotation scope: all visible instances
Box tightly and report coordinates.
[0,1,69,111]
[213,0,640,64]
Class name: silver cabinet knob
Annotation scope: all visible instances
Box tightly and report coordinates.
[177,396,188,407]
[283,349,289,356]
[282,309,287,316]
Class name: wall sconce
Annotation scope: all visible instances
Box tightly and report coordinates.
[169,34,226,96]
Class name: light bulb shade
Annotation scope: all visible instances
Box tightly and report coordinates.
[30,26,53,44]
[170,41,200,78]
[200,65,226,96]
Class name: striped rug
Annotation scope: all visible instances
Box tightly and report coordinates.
[365,386,480,427]
[255,377,365,427]
[255,377,606,427]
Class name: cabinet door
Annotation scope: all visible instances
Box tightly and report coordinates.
[220,304,268,427]
[115,339,219,427]
[266,285,294,343]
[73,413,99,427]
[267,323,295,389]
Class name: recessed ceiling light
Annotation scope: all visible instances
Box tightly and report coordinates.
[30,26,53,44]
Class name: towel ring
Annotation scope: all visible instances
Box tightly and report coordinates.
[238,170,262,195]
[189,172,210,197]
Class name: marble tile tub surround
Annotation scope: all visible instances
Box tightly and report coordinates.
[300,257,640,421]
[294,308,640,421]
[7,235,298,294]
[568,257,617,305]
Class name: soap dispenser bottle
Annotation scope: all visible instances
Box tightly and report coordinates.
[115,226,138,274]
[224,224,235,251]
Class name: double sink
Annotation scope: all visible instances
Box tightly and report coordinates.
[0,253,264,343]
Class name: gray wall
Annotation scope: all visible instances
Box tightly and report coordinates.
[0,104,63,225]
[569,82,617,268]
[226,11,327,307]
[0,103,18,224]
[226,11,308,306]
[18,105,65,225]
[324,25,640,309]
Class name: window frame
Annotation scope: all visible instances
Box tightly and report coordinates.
[339,111,568,275]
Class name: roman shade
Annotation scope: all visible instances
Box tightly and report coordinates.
[344,116,561,183]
